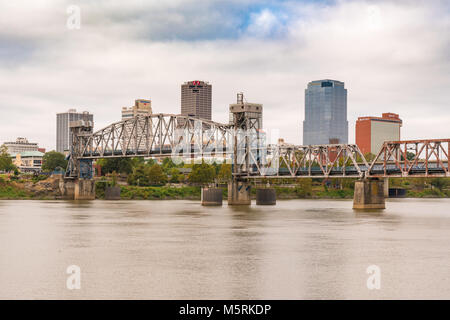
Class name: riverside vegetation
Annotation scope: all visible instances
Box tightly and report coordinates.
[0,150,449,200]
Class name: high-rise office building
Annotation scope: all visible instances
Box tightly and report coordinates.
[356,113,402,155]
[303,79,348,145]
[56,109,93,153]
[181,80,212,120]
[122,99,152,120]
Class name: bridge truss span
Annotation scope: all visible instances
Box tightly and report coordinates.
[84,114,231,158]
[67,114,232,178]
[66,113,450,180]
[367,139,450,178]
[245,143,369,179]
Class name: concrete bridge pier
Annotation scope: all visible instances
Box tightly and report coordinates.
[201,188,223,206]
[353,178,386,210]
[228,180,251,205]
[383,177,389,197]
[59,179,75,200]
[256,188,277,205]
[59,178,96,200]
[74,179,96,200]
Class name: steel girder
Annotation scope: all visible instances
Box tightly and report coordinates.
[246,143,369,179]
[367,139,450,178]
[76,114,231,159]
[67,114,450,180]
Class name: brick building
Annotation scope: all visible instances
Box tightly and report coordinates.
[355,113,402,156]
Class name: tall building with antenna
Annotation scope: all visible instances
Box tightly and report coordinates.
[181,80,212,120]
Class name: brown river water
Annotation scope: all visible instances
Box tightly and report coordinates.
[0,198,449,299]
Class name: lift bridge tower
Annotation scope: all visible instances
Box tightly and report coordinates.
[228,92,263,205]
[64,119,96,200]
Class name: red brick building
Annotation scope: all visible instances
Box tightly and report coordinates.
[356,113,402,156]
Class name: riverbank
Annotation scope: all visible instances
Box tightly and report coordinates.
[1,177,449,200]
[0,176,61,200]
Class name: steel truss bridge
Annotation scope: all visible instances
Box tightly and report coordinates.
[67,114,450,180]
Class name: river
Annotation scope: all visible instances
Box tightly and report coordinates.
[0,199,449,299]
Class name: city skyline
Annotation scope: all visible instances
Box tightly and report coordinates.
[0,0,449,151]
[0,0,449,304]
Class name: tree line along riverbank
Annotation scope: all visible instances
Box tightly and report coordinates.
[1,174,449,200]
[1,152,449,200]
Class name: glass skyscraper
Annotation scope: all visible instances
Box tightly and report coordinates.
[303,79,348,145]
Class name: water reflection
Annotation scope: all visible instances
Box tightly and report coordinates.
[0,199,449,299]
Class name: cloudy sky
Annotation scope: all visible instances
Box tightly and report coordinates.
[0,0,449,150]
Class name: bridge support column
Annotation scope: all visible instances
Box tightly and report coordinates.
[353,179,385,210]
[228,180,251,205]
[74,179,96,200]
[256,188,276,205]
[59,179,75,200]
[201,188,223,206]
[383,177,389,198]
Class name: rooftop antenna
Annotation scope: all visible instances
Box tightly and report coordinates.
[237,92,244,104]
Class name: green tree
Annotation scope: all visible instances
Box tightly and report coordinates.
[130,157,145,168]
[430,178,448,191]
[146,158,156,166]
[127,164,150,186]
[188,162,216,184]
[409,177,426,191]
[364,153,376,162]
[161,157,177,174]
[217,163,232,182]
[296,178,312,196]
[148,164,168,185]
[99,158,133,175]
[169,168,183,183]
[0,145,16,172]
[127,163,167,186]
[401,152,416,161]
[111,171,118,187]
[42,151,67,172]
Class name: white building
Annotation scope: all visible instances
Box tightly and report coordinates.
[4,137,38,154]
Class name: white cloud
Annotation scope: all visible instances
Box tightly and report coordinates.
[246,9,281,37]
[0,0,448,150]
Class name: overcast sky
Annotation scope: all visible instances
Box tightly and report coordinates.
[0,0,449,150]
